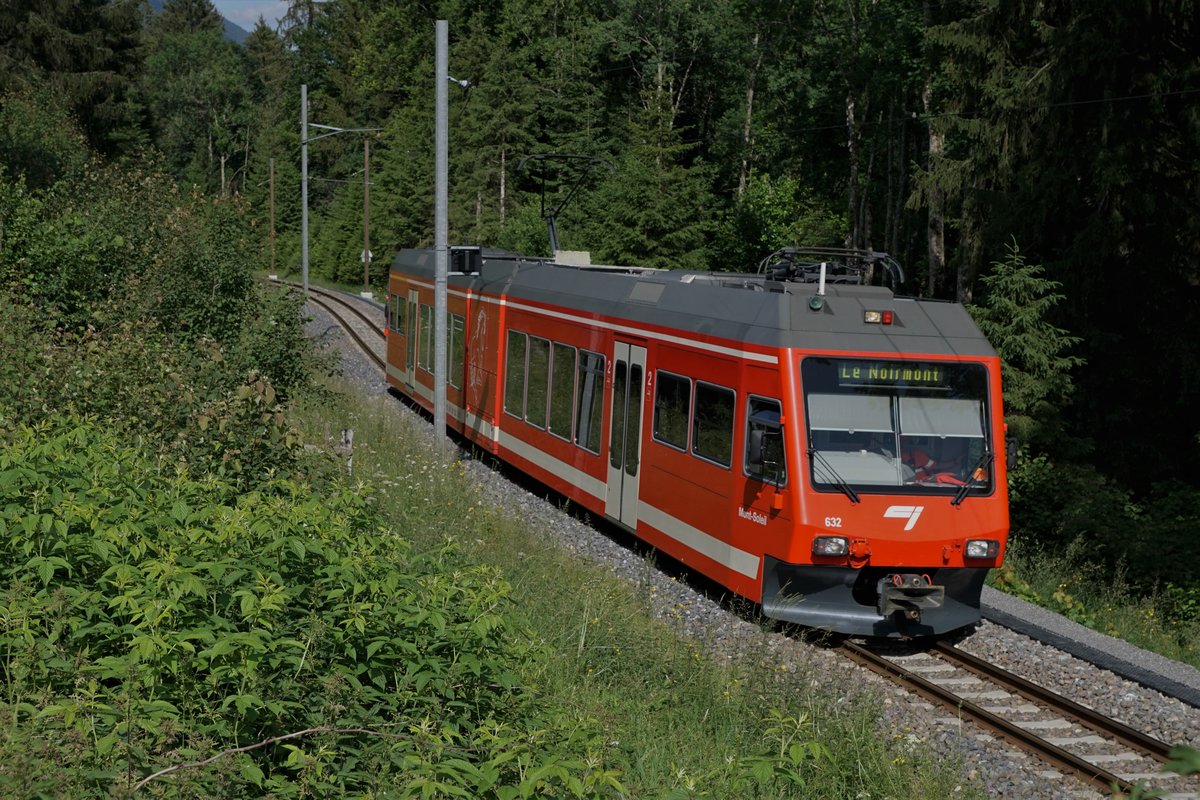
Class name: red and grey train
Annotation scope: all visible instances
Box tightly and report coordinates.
[385,246,1009,638]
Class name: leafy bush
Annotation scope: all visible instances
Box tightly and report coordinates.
[0,298,318,489]
[0,83,91,190]
[1,126,292,361]
[1009,451,1200,612]
[0,416,623,797]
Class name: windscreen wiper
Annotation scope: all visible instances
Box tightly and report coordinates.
[951,451,994,506]
[809,448,860,503]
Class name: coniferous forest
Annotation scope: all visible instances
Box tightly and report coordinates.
[3,0,1200,715]
[3,0,1199,629]
[5,0,1200,623]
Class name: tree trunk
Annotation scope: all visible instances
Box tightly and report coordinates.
[737,32,762,199]
[846,89,861,250]
[927,121,945,298]
[923,0,945,298]
[499,146,507,223]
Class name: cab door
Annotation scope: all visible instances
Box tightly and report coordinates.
[605,342,646,529]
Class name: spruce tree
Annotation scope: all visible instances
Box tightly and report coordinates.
[969,240,1083,449]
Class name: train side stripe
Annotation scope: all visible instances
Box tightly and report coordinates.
[395,367,606,497]
[406,279,778,365]
[638,502,761,579]
[495,428,608,500]
[391,368,760,582]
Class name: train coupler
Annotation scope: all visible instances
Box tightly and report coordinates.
[877,573,945,621]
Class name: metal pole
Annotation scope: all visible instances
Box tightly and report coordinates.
[362,138,371,296]
[268,157,276,276]
[300,84,309,295]
[434,20,449,455]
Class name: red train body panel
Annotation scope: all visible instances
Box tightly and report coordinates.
[385,247,1010,637]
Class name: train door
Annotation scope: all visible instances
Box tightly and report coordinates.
[403,288,418,388]
[606,342,646,529]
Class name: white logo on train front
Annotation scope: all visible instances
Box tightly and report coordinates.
[738,507,768,526]
[884,505,924,531]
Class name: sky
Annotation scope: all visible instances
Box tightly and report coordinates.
[210,0,289,32]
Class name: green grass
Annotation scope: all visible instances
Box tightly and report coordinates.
[295,382,982,799]
[990,539,1200,670]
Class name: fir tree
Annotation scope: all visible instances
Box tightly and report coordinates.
[969,239,1083,448]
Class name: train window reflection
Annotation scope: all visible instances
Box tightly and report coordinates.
[746,397,786,485]
[526,337,550,429]
[802,357,991,494]
[693,382,734,468]
[653,371,690,451]
[575,351,604,454]
[504,331,527,418]
[550,343,576,440]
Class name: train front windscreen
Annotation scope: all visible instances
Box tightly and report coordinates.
[801,357,993,496]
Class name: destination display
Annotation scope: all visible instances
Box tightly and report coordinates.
[836,361,949,388]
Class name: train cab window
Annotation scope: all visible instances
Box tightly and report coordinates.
[653,371,691,451]
[418,304,433,372]
[802,357,991,495]
[448,313,465,389]
[549,343,576,440]
[504,331,527,417]
[692,382,735,468]
[575,350,605,454]
[746,397,786,485]
[526,336,551,429]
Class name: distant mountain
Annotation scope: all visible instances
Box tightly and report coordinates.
[145,0,250,44]
[221,16,249,44]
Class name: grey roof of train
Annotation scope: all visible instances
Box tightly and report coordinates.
[393,248,996,358]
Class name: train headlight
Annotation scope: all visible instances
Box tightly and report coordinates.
[965,539,999,559]
[813,536,849,557]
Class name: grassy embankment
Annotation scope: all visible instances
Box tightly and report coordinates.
[989,545,1200,670]
[295,382,980,799]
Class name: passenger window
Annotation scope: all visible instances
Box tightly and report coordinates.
[575,350,605,454]
[693,382,735,467]
[504,331,527,417]
[549,343,576,440]
[653,371,690,451]
[526,336,550,429]
[746,396,786,485]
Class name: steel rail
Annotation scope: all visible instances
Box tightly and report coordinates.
[837,639,1137,795]
[932,641,1174,763]
[270,279,386,372]
[273,279,386,341]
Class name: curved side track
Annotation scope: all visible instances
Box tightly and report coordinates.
[272,279,386,372]
[838,639,1194,797]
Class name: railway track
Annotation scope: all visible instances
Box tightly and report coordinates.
[271,278,386,371]
[840,638,1197,797]
[292,278,1197,799]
